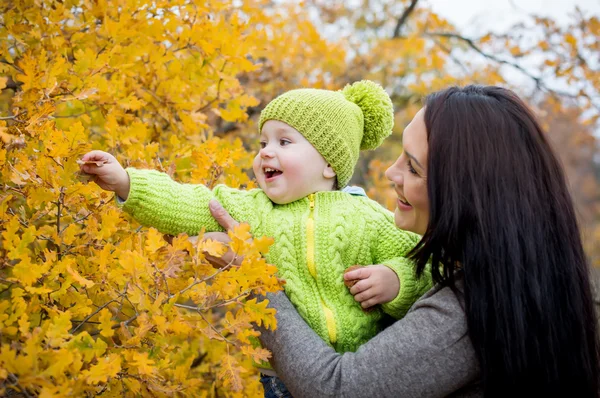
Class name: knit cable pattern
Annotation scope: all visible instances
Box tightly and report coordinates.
[120,168,432,353]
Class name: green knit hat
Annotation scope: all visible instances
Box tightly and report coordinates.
[258,80,394,188]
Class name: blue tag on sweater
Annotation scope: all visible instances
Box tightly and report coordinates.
[342,185,367,197]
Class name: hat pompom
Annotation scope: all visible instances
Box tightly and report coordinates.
[342,80,394,150]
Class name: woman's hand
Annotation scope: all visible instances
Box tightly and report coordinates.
[198,200,242,268]
[344,265,400,309]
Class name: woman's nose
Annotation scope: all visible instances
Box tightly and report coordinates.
[385,160,403,185]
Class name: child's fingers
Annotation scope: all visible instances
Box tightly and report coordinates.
[80,163,104,175]
[344,266,371,282]
[360,297,380,309]
[354,287,378,304]
[349,278,372,295]
[81,150,111,162]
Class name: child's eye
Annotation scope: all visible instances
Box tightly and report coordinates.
[259,141,267,149]
[280,139,291,146]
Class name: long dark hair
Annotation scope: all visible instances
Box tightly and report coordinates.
[410,85,599,397]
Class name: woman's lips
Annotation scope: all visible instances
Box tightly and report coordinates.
[397,197,412,211]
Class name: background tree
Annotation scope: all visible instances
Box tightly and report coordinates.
[1,0,598,396]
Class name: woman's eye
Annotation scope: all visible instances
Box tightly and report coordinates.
[280,139,291,146]
[407,160,418,175]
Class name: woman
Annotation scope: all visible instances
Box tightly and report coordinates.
[208,85,599,397]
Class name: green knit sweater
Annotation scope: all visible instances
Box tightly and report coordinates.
[120,168,432,353]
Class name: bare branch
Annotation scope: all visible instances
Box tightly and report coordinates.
[195,61,227,112]
[0,111,27,120]
[0,59,24,74]
[424,31,583,99]
[70,299,117,334]
[393,0,420,38]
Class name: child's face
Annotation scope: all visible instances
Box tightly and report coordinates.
[253,120,336,204]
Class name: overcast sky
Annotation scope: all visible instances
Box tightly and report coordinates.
[427,0,600,34]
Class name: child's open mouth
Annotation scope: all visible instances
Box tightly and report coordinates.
[264,167,283,181]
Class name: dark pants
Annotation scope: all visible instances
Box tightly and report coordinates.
[260,374,293,398]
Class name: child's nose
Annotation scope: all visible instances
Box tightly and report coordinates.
[260,146,275,158]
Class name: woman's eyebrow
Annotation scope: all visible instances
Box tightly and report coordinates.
[405,150,424,169]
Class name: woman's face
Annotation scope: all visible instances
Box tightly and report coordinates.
[385,108,430,235]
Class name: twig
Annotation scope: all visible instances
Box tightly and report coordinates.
[173,288,255,312]
[0,59,24,74]
[430,37,470,75]
[195,61,227,112]
[0,111,27,120]
[88,314,137,337]
[70,299,117,333]
[152,262,171,297]
[7,373,33,398]
[56,188,65,260]
[424,31,583,99]
[393,0,420,38]
[198,311,233,345]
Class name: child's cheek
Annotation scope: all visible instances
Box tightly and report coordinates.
[251,155,261,177]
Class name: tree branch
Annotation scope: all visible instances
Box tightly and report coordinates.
[393,0,420,38]
[195,61,227,112]
[70,299,117,334]
[424,31,582,99]
[0,59,24,74]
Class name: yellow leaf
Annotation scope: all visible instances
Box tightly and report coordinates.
[123,377,142,394]
[0,77,7,90]
[152,314,168,335]
[564,33,577,47]
[228,222,252,253]
[70,332,107,362]
[66,262,95,288]
[200,238,227,257]
[61,223,79,245]
[244,298,277,330]
[217,354,245,392]
[85,354,121,385]
[11,256,48,286]
[98,308,115,337]
[251,235,274,255]
[45,311,72,347]
[132,351,155,376]
[42,348,74,378]
[241,345,272,364]
[99,208,121,240]
[145,227,166,253]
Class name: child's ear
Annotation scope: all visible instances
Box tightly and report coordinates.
[323,164,336,179]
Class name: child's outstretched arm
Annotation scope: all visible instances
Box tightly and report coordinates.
[79,151,263,237]
[79,150,130,199]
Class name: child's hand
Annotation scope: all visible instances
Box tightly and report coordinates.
[78,150,130,199]
[343,265,399,309]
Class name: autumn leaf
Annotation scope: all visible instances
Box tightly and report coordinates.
[243,298,277,330]
[217,354,245,392]
[200,238,227,257]
[98,308,115,338]
[144,227,166,254]
[132,352,155,376]
[85,354,121,385]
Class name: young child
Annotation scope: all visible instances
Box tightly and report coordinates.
[80,80,431,396]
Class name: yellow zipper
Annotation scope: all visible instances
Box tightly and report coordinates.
[306,194,337,344]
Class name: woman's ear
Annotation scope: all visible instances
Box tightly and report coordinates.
[323,164,336,179]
